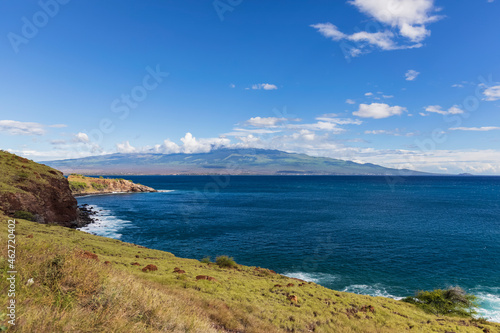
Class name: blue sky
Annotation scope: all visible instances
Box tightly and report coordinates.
[1,0,500,174]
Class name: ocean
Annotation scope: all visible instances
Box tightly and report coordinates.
[76,175,500,322]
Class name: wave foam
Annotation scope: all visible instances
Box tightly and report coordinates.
[282,272,340,284]
[78,205,130,239]
[342,284,404,300]
[157,190,175,193]
[470,287,500,323]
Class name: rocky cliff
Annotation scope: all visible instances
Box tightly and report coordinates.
[0,151,78,227]
[68,174,157,196]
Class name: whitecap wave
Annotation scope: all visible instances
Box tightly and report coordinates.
[157,190,175,193]
[469,287,500,323]
[78,205,131,239]
[342,284,404,300]
[282,272,340,284]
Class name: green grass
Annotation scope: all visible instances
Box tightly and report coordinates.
[1,214,498,332]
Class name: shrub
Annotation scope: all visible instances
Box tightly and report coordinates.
[91,182,107,191]
[17,171,29,181]
[14,210,34,221]
[403,286,478,317]
[215,256,237,269]
[69,181,87,192]
[200,257,212,264]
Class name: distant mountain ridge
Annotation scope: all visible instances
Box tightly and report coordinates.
[45,148,431,176]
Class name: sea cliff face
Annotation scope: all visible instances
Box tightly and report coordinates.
[0,151,77,226]
[68,174,157,196]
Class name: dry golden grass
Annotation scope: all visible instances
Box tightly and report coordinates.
[1,215,499,333]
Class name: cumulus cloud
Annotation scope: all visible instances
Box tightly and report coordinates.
[349,0,441,42]
[450,126,500,132]
[119,133,232,155]
[483,85,500,101]
[116,141,137,153]
[451,83,464,88]
[251,83,278,90]
[0,120,46,135]
[405,69,420,81]
[311,0,441,55]
[346,99,356,104]
[73,132,90,143]
[365,92,374,96]
[353,103,407,119]
[423,105,464,115]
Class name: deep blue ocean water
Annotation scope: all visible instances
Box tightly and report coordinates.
[77,176,500,321]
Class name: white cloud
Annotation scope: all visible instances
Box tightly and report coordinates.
[364,129,417,136]
[346,99,356,104]
[0,120,68,136]
[353,103,407,119]
[483,85,500,101]
[405,69,420,81]
[349,30,398,50]
[244,117,290,128]
[225,128,281,136]
[0,120,46,135]
[116,141,137,153]
[450,126,500,132]
[311,1,441,55]
[251,83,278,90]
[451,84,464,88]
[229,83,236,88]
[309,23,346,41]
[287,121,345,133]
[349,0,441,42]
[382,95,394,98]
[311,23,401,52]
[73,132,90,143]
[149,133,230,155]
[423,105,464,115]
[315,115,363,125]
[365,92,374,96]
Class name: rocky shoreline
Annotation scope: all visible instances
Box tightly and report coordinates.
[73,204,99,228]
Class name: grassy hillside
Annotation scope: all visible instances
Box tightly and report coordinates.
[1,214,498,332]
[67,174,156,196]
[0,150,77,225]
[0,150,60,196]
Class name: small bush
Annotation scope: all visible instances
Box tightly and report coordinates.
[17,171,29,181]
[215,256,237,269]
[69,181,87,192]
[200,257,212,264]
[14,210,34,221]
[91,182,107,191]
[403,286,478,317]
